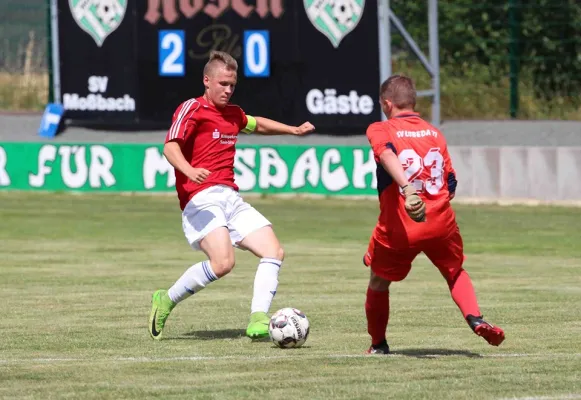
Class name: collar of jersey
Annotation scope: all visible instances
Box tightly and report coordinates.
[393,112,420,119]
[198,96,222,111]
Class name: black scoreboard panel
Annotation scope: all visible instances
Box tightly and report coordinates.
[57,0,379,134]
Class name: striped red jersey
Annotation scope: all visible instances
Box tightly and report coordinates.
[165,96,248,210]
[366,112,457,247]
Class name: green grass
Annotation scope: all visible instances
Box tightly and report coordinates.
[1,192,580,399]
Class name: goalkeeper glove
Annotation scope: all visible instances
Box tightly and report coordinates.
[402,185,426,223]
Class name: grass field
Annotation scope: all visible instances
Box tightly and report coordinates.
[1,192,580,399]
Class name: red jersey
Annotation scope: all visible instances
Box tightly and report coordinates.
[165,96,248,210]
[366,112,457,248]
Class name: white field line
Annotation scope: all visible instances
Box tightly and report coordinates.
[498,395,581,400]
[1,352,580,365]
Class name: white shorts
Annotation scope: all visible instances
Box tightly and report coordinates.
[182,185,271,251]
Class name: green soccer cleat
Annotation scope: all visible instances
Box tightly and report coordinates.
[149,289,176,340]
[246,311,270,339]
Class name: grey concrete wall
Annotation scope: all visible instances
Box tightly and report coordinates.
[449,146,581,202]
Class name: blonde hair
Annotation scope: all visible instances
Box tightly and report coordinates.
[380,75,416,109]
[203,50,238,76]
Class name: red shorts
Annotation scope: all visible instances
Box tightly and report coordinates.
[363,226,465,282]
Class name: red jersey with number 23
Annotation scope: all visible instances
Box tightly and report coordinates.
[165,96,248,210]
[366,113,457,248]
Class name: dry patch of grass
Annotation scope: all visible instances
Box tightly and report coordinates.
[0,72,48,111]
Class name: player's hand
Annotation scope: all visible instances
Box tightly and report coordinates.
[293,122,315,136]
[402,185,426,223]
[189,168,211,184]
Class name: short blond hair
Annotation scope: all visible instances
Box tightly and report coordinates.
[203,50,238,76]
[380,75,416,109]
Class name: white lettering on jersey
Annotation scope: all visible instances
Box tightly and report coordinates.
[396,130,438,139]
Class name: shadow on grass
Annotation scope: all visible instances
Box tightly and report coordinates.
[170,329,247,341]
[391,348,482,358]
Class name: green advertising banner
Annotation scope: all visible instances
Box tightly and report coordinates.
[0,143,378,195]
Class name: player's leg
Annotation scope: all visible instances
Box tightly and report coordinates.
[365,270,392,354]
[227,193,282,339]
[362,236,419,354]
[149,191,233,340]
[237,226,283,338]
[424,227,505,346]
[167,226,235,302]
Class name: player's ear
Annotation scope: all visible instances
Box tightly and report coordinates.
[203,75,210,89]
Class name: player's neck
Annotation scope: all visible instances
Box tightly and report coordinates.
[202,93,224,109]
[390,108,416,118]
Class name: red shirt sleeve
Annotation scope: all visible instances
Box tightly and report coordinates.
[164,99,200,144]
[238,107,248,131]
[366,122,395,158]
[443,145,455,178]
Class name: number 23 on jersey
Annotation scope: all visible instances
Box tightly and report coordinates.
[398,147,445,195]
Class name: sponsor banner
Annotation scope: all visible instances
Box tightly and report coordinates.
[57,0,139,121]
[0,143,378,195]
[4,143,581,201]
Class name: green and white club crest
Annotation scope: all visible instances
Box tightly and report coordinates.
[69,0,127,47]
[304,0,365,48]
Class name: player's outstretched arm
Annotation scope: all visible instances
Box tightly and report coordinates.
[252,116,315,136]
[379,148,426,223]
[163,141,211,184]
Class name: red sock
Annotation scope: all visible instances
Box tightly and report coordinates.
[365,287,390,345]
[447,269,481,318]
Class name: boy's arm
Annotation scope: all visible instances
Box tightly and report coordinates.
[377,147,410,189]
[163,101,210,184]
[163,142,210,184]
[243,115,315,136]
[378,147,426,223]
[366,123,426,223]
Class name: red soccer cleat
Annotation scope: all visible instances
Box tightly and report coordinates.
[466,315,505,346]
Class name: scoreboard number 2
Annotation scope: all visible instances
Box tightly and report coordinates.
[159,30,185,77]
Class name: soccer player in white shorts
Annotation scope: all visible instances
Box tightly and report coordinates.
[148,50,315,340]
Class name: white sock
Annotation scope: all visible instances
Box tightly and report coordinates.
[251,258,282,314]
[167,260,218,304]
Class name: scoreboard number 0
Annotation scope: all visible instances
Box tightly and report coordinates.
[243,30,270,78]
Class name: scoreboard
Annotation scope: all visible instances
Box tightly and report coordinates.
[55,0,380,134]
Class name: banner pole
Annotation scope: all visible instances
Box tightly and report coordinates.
[50,0,62,103]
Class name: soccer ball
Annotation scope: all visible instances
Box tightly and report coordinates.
[269,307,310,348]
[331,0,356,26]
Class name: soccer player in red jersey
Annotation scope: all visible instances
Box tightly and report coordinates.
[149,51,315,340]
[362,75,505,354]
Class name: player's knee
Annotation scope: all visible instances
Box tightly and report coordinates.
[261,244,284,261]
[443,266,464,287]
[210,256,236,278]
[369,272,391,291]
[276,246,285,261]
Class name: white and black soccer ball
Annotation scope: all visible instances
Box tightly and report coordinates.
[269,307,310,349]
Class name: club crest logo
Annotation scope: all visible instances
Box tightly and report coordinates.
[304,0,365,48]
[69,0,127,47]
